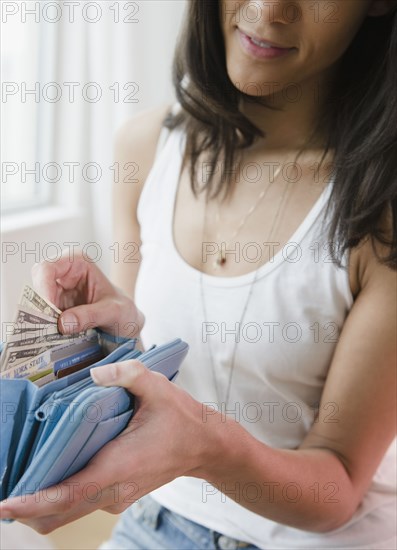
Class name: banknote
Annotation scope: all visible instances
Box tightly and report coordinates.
[5,325,67,343]
[3,324,60,341]
[1,337,83,369]
[19,285,61,319]
[0,338,101,379]
[3,345,63,367]
[1,348,56,380]
[0,285,101,383]
[14,306,58,326]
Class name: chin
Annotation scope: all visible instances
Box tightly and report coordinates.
[226,67,281,98]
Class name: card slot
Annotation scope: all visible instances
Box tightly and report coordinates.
[33,336,139,401]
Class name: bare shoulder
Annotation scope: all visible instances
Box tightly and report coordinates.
[111,102,173,295]
[353,204,395,293]
[113,102,173,197]
[347,203,395,300]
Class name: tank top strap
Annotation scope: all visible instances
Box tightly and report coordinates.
[154,125,172,159]
[136,102,185,236]
[153,101,182,159]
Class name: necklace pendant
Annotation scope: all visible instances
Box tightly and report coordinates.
[215,247,227,267]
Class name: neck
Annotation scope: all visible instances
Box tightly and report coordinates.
[239,67,338,152]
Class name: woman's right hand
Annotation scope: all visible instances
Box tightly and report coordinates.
[31,250,145,339]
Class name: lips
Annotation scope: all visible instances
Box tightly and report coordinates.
[236,28,296,60]
[238,28,294,50]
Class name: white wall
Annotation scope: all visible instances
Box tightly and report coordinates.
[1,0,187,326]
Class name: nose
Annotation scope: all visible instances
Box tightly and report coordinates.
[243,0,301,25]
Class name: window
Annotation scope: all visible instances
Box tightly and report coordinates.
[1,3,55,213]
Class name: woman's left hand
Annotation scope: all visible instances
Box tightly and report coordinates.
[0,360,216,534]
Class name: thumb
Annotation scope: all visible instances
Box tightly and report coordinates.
[90,360,161,399]
[58,302,117,335]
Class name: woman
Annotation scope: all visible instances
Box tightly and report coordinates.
[1,1,396,548]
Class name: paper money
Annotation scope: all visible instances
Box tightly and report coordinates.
[4,324,60,341]
[0,339,101,380]
[1,336,84,369]
[14,306,58,327]
[19,285,61,319]
[0,285,101,383]
[6,326,67,344]
[0,285,60,371]
[1,348,55,379]
[3,346,61,367]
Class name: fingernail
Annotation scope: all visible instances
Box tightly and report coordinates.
[90,364,117,384]
[60,312,78,333]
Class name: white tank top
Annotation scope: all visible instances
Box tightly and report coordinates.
[134,105,397,549]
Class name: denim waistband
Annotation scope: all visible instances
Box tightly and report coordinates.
[132,494,256,549]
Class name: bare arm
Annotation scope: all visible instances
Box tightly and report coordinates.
[111,102,172,297]
[111,103,172,349]
[191,230,397,532]
[4,123,395,537]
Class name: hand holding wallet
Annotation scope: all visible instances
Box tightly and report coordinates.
[0,335,189,505]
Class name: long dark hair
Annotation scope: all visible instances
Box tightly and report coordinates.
[163,1,397,270]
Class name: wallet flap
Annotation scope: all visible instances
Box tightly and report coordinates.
[141,338,189,379]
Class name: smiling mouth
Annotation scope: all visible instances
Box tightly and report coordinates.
[251,36,287,49]
[238,28,295,50]
[236,28,296,60]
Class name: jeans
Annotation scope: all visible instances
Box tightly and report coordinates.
[97,494,260,550]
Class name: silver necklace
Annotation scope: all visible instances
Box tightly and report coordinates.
[199,162,295,410]
[212,164,282,268]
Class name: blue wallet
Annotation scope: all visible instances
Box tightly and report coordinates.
[0,336,189,504]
